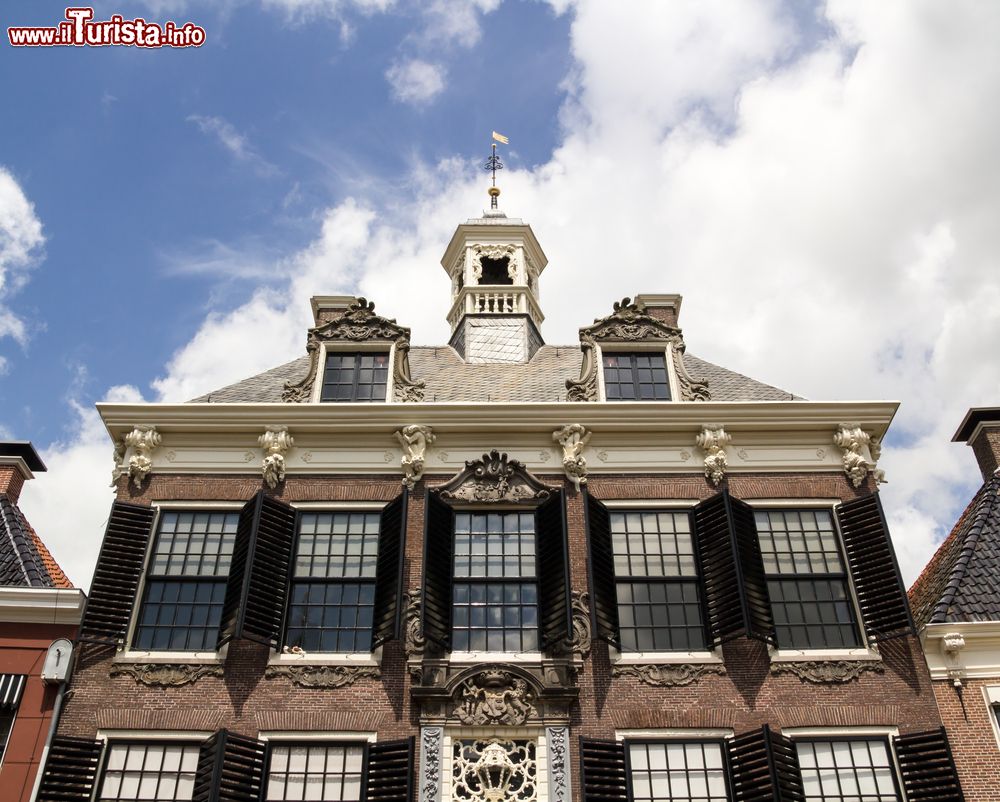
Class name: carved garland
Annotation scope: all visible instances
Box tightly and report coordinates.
[281,298,425,403]
[770,660,885,684]
[404,588,426,657]
[696,425,731,486]
[420,726,444,802]
[612,663,726,687]
[110,663,223,687]
[546,726,571,802]
[436,450,553,505]
[833,424,880,488]
[264,664,381,688]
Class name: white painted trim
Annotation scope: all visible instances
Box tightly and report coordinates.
[0,587,85,625]
[615,728,733,741]
[267,652,380,667]
[311,341,395,404]
[780,726,899,738]
[921,622,1000,679]
[743,499,844,508]
[983,686,1000,752]
[151,500,244,509]
[259,731,376,743]
[448,651,544,663]
[593,342,678,404]
[290,501,387,511]
[771,648,882,663]
[97,729,213,742]
[601,499,698,509]
[112,648,227,665]
[612,650,723,665]
[0,456,34,481]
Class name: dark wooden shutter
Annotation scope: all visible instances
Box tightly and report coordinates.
[727,725,804,802]
[580,737,628,802]
[217,491,297,650]
[421,490,455,649]
[363,737,414,802]
[693,491,776,646]
[372,491,408,648]
[192,729,267,802]
[585,490,621,647]
[537,489,573,652]
[836,493,914,641]
[78,501,156,646]
[36,736,104,802]
[893,728,965,802]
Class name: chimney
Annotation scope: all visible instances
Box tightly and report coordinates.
[310,295,358,326]
[634,294,682,328]
[953,408,1000,483]
[0,442,47,504]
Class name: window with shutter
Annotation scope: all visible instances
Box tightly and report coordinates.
[797,739,900,802]
[372,492,408,648]
[36,735,105,802]
[192,730,267,802]
[422,490,455,649]
[585,490,622,647]
[363,737,414,802]
[536,490,573,651]
[580,737,629,802]
[264,742,366,801]
[96,741,200,801]
[626,741,730,802]
[891,728,964,802]
[727,725,804,802]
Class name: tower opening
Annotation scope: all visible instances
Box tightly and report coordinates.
[480,256,513,285]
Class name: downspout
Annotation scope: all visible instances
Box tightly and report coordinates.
[28,682,66,802]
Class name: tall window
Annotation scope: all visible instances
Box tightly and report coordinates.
[627,741,730,802]
[320,352,389,402]
[603,353,671,401]
[265,743,365,801]
[285,512,380,653]
[452,512,538,652]
[0,674,24,767]
[797,739,901,802]
[612,511,705,651]
[134,511,238,651]
[97,742,200,801]
[755,509,861,649]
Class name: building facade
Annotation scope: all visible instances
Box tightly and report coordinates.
[38,211,964,802]
[909,408,1000,802]
[1,442,85,802]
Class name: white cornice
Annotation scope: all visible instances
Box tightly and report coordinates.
[0,456,35,481]
[921,622,1000,680]
[0,587,85,625]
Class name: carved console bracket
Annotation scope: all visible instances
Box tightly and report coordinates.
[770,660,885,684]
[696,425,731,486]
[265,664,381,688]
[396,425,435,489]
[110,663,223,687]
[404,588,426,657]
[552,424,591,491]
[435,450,553,505]
[124,425,161,488]
[834,424,883,488]
[612,663,726,687]
[282,297,425,402]
[551,591,593,659]
[259,425,294,489]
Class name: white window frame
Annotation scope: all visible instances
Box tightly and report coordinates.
[984,686,1000,752]
[311,341,396,404]
[614,728,736,802]
[595,342,679,403]
[93,731,210,802]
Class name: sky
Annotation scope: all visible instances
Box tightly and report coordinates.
[1,0,999,590]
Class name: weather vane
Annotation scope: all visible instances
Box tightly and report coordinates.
[484,131,508,210]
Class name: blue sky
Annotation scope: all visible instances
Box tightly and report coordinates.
[3,1,1000,588]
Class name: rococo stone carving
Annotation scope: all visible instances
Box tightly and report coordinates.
[125,425,161,487]
[566,298,711,402]
[265,664,380,688]
[404,588,426,657]
[395,425,435,489]
[770,660,885,684]
[546,727,571,802]
[552,591,592,659]
[419,726,443,802]
[471,243,520,284]
[110,663,223,687]
[282,298,425,403]
[834,424,879,488]
[436,451,552,505]
[452,737,538,802]
[696,425,732,486]
[612,662,727,687]
[454,669,537,726]
[552,424,591,491]
[259,425,294,489]
[110,439,126,487]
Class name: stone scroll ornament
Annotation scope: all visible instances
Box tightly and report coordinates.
[110,663,223,687]
[696,425,731,486]
[395,425,435,489]
[125,425,161,487]
[281,297,425,402]
[419,726,443,802]
[264,664,380,688]
[259,425,294,489]
[552,424,591,491]
[437,451,553,505]
[770,660,885,684]
[403,588,426,657]
[612,663,726,687]
[833,424,885,488]
[566,297,710,402]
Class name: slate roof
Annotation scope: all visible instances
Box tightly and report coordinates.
[190,346,800,403]
[908,473,1000,626]
[0,495,73,588]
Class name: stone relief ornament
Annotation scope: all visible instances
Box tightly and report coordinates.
[265,664,380,688]
[420,726,444,802]
[404,588,426,657]
[770,660,885,684]
[110,439,126,487]
[110,663,223,687]
[436,451,552,505]
[452,738,538,802]
[696,425,732,486]
[834,424,877,489]
[612,663,727,687]
[471,243,520,284]
[551,591,593,659]
[125,425,161,488]
[565,334,599,402]
[546,726,571,802]
[282,297,425,402]
[258,425,294,489]
[552,424,591,491]
[395,425,435,489]
[453,669,537,726]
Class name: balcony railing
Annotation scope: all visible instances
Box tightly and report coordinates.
[447,285,544,330]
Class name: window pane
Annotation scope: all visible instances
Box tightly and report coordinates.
[629,742,729,802]
[98,743,200,801]
[266,744,364,802]
[603,353,671,402]
[796,740,900,802]
[321,351,389,403]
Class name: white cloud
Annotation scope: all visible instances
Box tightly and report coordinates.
[420,0,502,48]
[260,0,394,23]
[187,115,278,176]
[385,59,447,104]
[0,166,45,350]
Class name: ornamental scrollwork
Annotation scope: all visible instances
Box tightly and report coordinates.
[396,425,435,489]
[551,591,592,659]
[419,726,443,802]
[834,424,878,488]
[552,424,591,491]
[110,663,223,687]
[565,334,599,402]
[259,425,294,489]
[770,660,885,684]
[393,338,426,401]
[125,425,161,487]
[436,451,552,505]
[471,243,520,284]
[453,669,537,726]
[404,588,426,657]
[696,425,731,486]
[265,664,381,688]
[546,726,571,802]
[612,662,726,687]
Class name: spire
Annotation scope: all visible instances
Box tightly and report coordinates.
[484,131,507,211]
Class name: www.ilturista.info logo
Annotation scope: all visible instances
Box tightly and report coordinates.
[8,7,206,48]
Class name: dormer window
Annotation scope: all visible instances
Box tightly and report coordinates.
[320,351,389,403]
[602,352,671,401]
[479,256,513,285]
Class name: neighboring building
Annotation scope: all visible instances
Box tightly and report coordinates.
[910,408,1000,802]
[38,206,964,802]
[0,442,85,802]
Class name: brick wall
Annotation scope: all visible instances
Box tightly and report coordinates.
[971,427,1000,482]
[932,677,1000,802]
[0,465,26,503]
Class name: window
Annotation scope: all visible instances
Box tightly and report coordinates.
[265,743,365,801]
[133,511,238,651]
[755,509,861,649]
[627,741,730,802]
[612,510,705,652]
[0,674,24,767]
[452,511,539,652]
[320,352,389,402]
[97,742,200,801]
[797,739,901,802]
[602,352,670,401]
[285,512,380,653]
